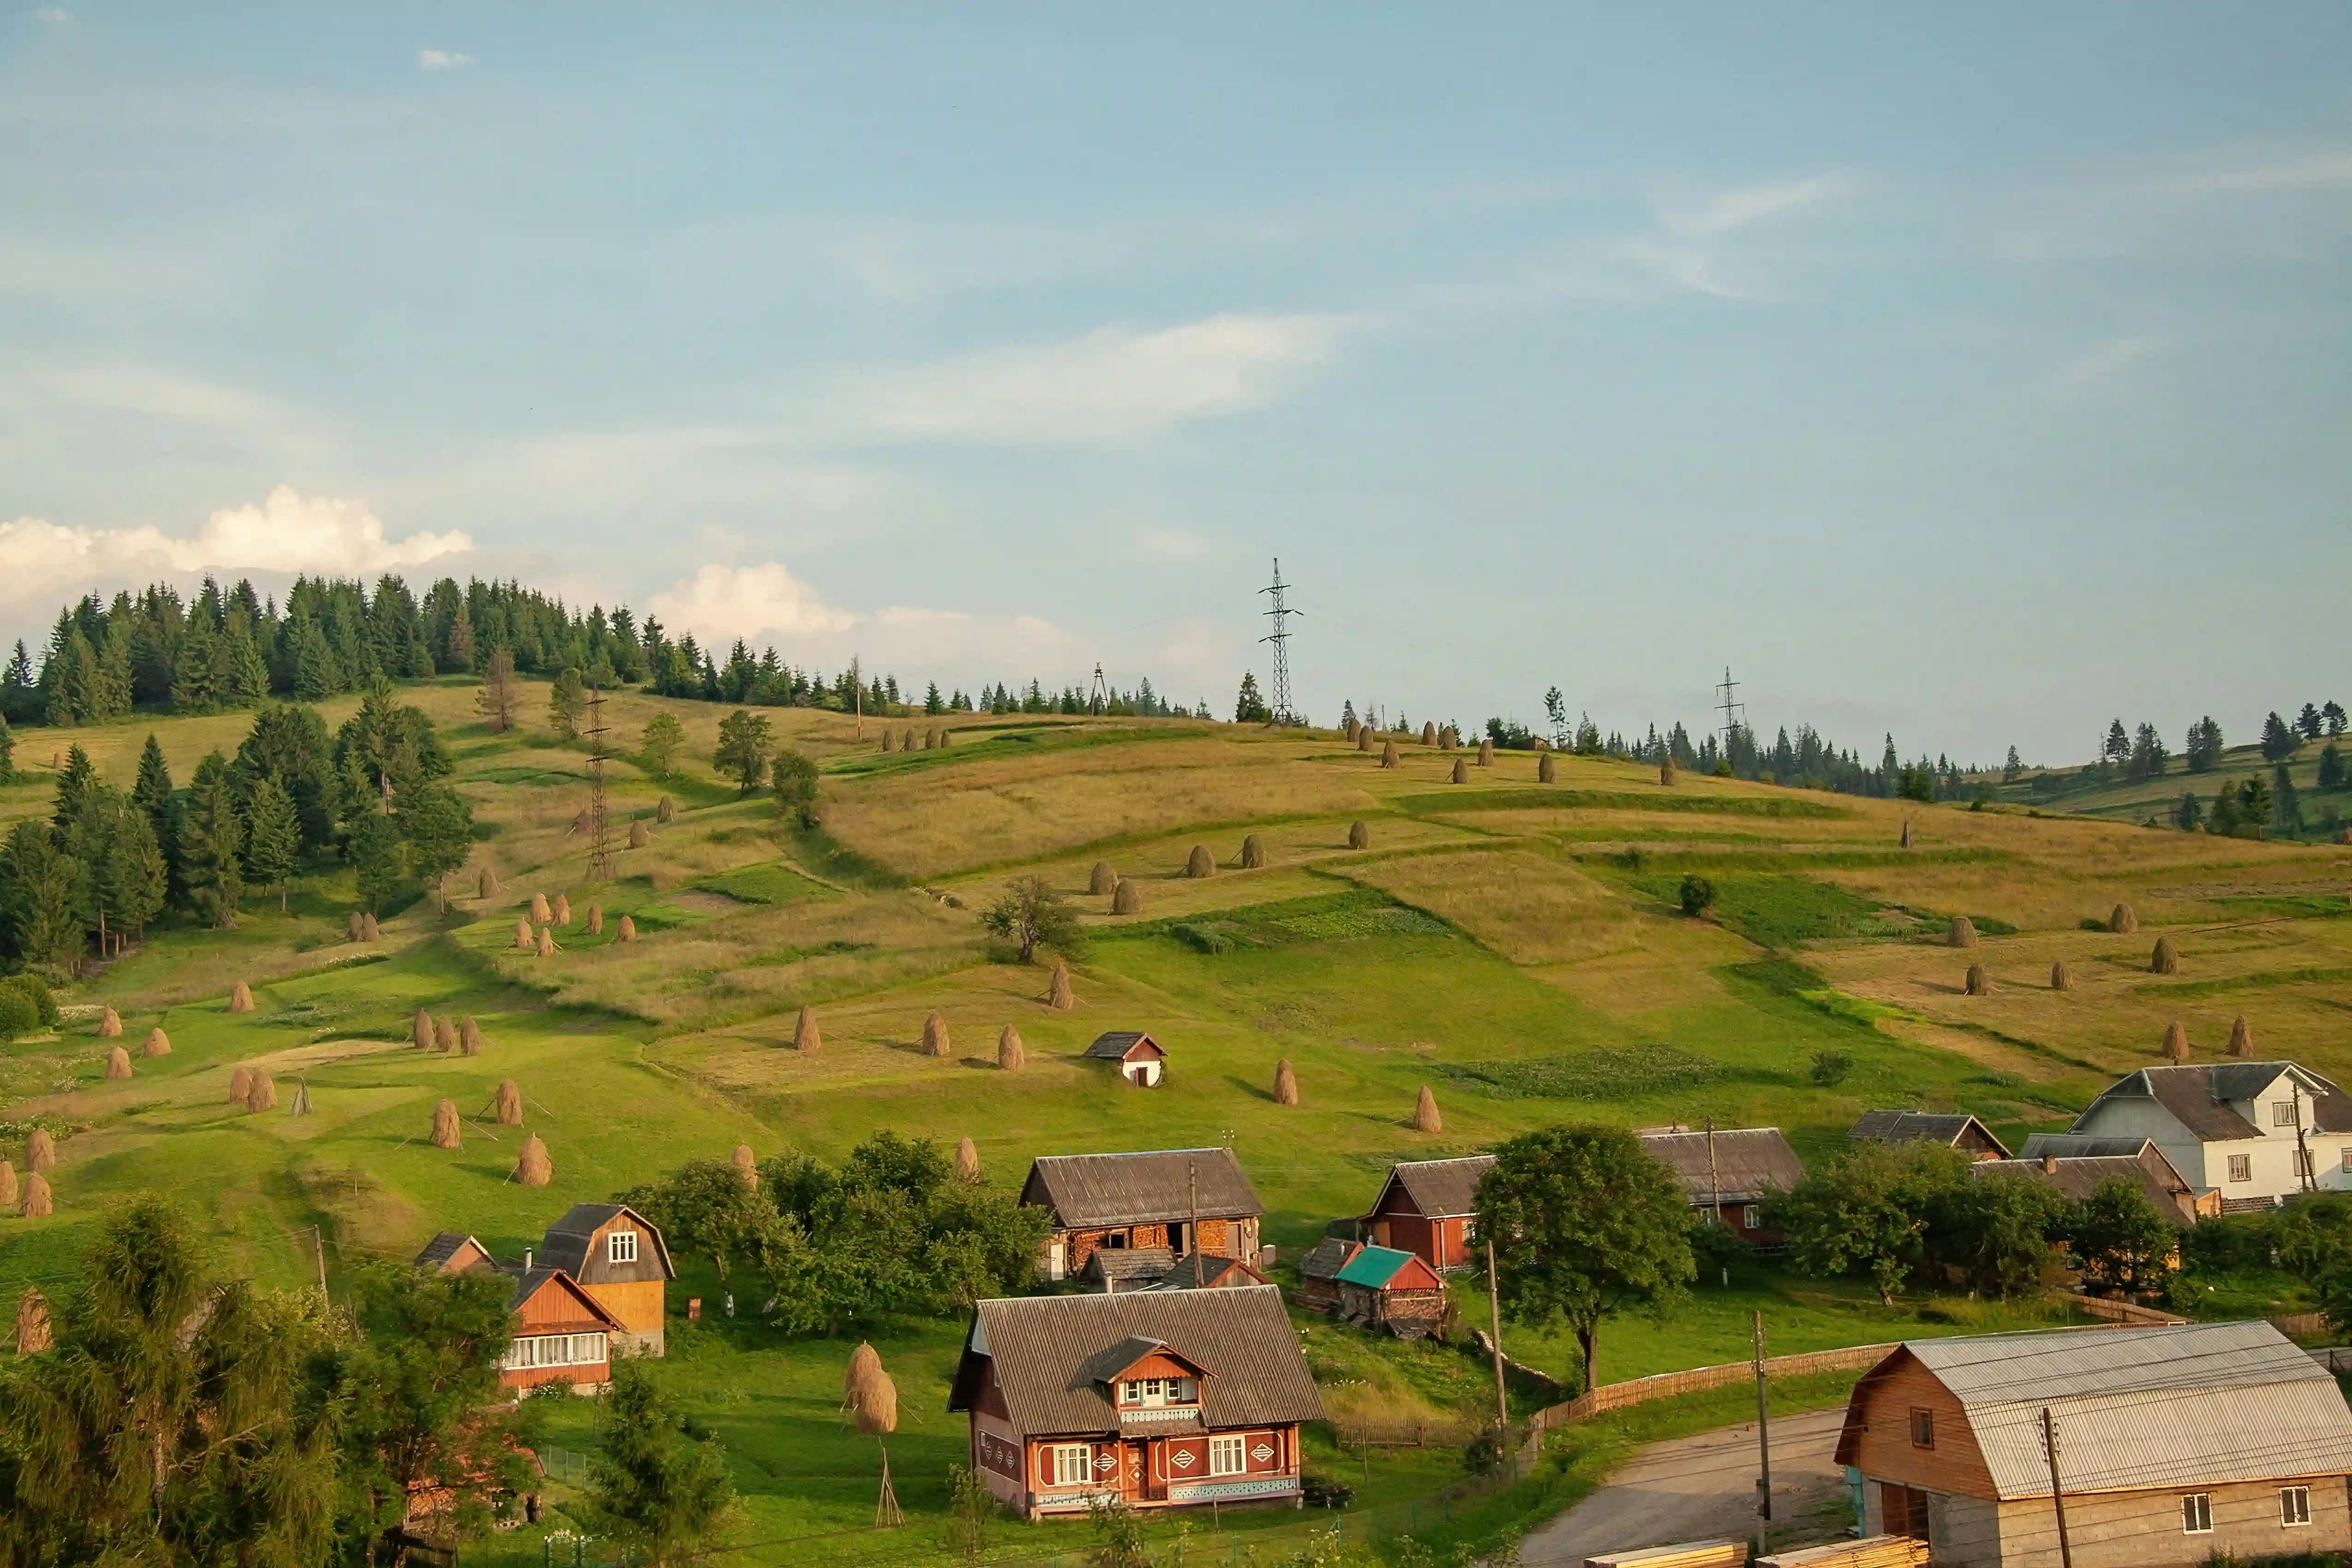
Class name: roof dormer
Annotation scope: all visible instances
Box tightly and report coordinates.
[1077,1335,1212,1421]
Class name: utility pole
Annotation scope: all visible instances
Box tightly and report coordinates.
[313,1224,329,1302]
[1259,559,1301,726]
[2294,1082,2315,1194]
[585,681,613,882]
[1485,1237,1510,1436]
[1752,1311,1773,1528]
[2043,1408,2074,1568]
[1707,1117,1722,1227]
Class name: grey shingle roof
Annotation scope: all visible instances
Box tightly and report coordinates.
[537,1203,676,1284]
[414,1231,490,1271]
[1848,1111,2010,1158]
[1639,1128,1805,1204]
[1299,1237,1358,1282]
[1082,1247,1176,1285]
[1144,1255,1265,1292]
[951,1285,1324,1438]
[1084,1031,1162,1061]
[1972,1152,2198,1224]
[1020,1147,1262,1229]
[2018,1134,2158,1160]
[1367,1155,1496,1220]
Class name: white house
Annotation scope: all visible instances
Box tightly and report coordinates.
[2066,1062,2352,1212]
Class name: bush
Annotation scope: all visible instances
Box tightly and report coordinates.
[1301,1473,1357,1508]
[0,974,54,1028]
[1679,874,1716,917]
[1460,1430,1506,1477]
[1169,923,1233,955]
[0,988,36,1042]
[1809,1050,1853,1087]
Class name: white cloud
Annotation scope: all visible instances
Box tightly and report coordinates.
[418,49,474,71]
[642,562,1081,678]
[1133,527,1211,561]
[2052,335,2160,390]
[1661,175,1851,238]
[844,313,1354,446]
[647,563,857,646]
[0,485,472,609]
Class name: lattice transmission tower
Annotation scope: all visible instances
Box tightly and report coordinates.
[1715,666,1746,758]
[585,682,614,882]
[1259,559,1302,725]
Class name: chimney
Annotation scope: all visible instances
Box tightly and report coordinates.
[2041,1156,2058,1175]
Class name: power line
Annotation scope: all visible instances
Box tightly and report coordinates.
[585,681,614,882]
[1259,558,1301,726]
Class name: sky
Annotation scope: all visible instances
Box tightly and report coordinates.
[3,5,2348,764]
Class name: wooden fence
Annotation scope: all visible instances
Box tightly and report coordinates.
[1529,1341,1904,1432]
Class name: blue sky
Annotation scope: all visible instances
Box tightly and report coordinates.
[3,5,2347,761]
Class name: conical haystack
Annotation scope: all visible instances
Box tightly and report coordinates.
[2162,1021,2191,1062]
[1344,717,1360,743]
[19,1175,50,1219]
[229,1065,252,1103]
[529,892,552,923]
[1185,844,1216,878]
[1477,737,1495,766]
[535,927,555,958]
[1358,727,1373,753]
[412,1009,434,1051]
[1273,1057,1299,1106]
[2109,903,2138,935]
[245,1072,276,1112]
[97,1007,120,1038]
[1450,758,1468,784]
[1420,721,1437,746]
[587,904,604,936]
[1380,741,1400,770]
[955,1136,980,1183]
[1440,727,1457,752]
[880,729,895,754]
[921,1011,952,1058]
[360,914,380,942]
[1538,753,1556,784]
[629,820,651,849]
[460,1016,483,1056]
[1946,916,1977,948]
[1348,820,1371,850]
[2151,936,2180,975]
[1900,820,1912,849]
[2227,1015,2254,1058]
[0,1160,14,1209]
[143,1027,171,1057]
[513,919,534,950]
[515,1134,552,1187]
[1111,877,1142,914]
[435,1015,458,1053]
[1089,861,1118,896]
[25,1128,53,1173]
[554,893,571,927]
[618,915,637,942]
[1965,964,1990,996]
[997,1025,1025,1070]
[733,1144,758,1188]
[1661,758,1678,787]
[348,911,366,943]
[1412,1084,1443,1134]
[493,1078,523,1125]
[2051,961,2073,992]
[656,796,676,825]
[1047,961,1075,1010]
[794,1005,821,1052]
[228,981,254,1014]
[105,1045,132,1080]
[478,866,500,899]
[13,1288,48,1353]
[844,1342,882,1407]
[1240,834,1267,869]
[854,1368,898,1437]
[430,1098,461,1150]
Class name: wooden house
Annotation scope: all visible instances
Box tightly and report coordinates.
[1295,1236,1357,1313]
[415,1230,497,1276]
[1360,1155,1494,1272]
[536,1203,675,1357]
[948,1285,1324,1520]
[1972,1146,2205,1227]
[495,1265,623,1394]
[2066,1062,2352,1213]
[1834,1322,2352,1568]
[1145,1254,1269,1293]
[2018,1136,2224,1220]
[1638,1127,1805,1242]
[1020,1148,1263,1282]
[1330,1244,1448,1337]
[1849,1111,2012,1162]
[1083,1031,1167,1087]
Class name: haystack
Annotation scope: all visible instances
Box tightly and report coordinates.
[1412,1084,1443,1134]
[1380,741,1400,770]
[843,1342,882,1407]
[1538,753,1556,784]
[733,1144,759,1188]
[656,796,676,824]
[1946,916,1977,948]
[228,981,254,1015]
[618,915,637,942]
[412,1010,434,1051]
[245,1072,276,1112]
[1477,737,1494,767]
[1964,964,1990,996]
[13,1288,48,1353]
[97,1007,120,1038]
[1900,820,1912,850]
[1357,727,1373,753]
[1273,1057,1299,1107]
[435,1015,458,1053]
[1344,717,1360,744]
[229,1065,252,1104]
[1348,821,1370,850]
[493,1079,523,1125]
[1421,721,1437,746]
[25,1128,53,1173]
[1089,861,1118,895]
[955,1136,980,1184]
[587,904,604,936]
[921,1010,952,1058]
[2108,903,2138,935]
[554,893,572,927]
[0,1160,14,1209]
[880,728,896,753]
[1450,758,1468,784]
[2162,1022,2191,1062]
[105,1046,133,1081]
[629,820,651,849]
[19,1175,50,1219]
[288,1078,312,1117]
[513,919,533,950]
[430,1098,461,1150]
[997,1025,1025,1070]
[794,1005,821,1052]
[1440,727,1457,752]
[535,927,556,958]
[479,866,500,899]
[1185,844,1216,878]
[515,1134,552,1187]
[1661,758,1678,787]
[360,914,380,942]
[2050,961,2073,992]
[461,1016,484,1056]
[530,892,552,923]
[1047,961,1075,1010]
[2227,1015,2254,1058]
[348,911,366,943]
[854,1367,898,1437]
[1240,834,1267,869]
[2151,936,2180,975]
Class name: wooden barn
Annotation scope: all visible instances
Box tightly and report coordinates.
[1360,1154,1494,1272]
[1295,1236,1357,1313]
[949,1285,1324,1520]
[415,1230,497,1277]
[1331,1244,1449,1337]
[1020,1147,1264,1282]
[1638,1126,1805,1242]
[495,1265,623,1394]
[1972,1146,2205,1227]
[1849,1111,2012,1162]
[1084,1031,1167,1087]
[1145,1253,1269,1293]
[535,1203,675,1357]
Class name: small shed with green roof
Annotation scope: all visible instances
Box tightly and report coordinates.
[1332,1243,1448,1337]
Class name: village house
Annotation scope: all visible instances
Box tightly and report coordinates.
[1020,1147,1264,1283]
[2065,1062,2352,1212]
[1638,1127,1805,1241]
[948,1285,1324,1519]
[1835,1321,2352,1568]
[1850,1111,2012,1161]
[1295,1235,1356,1313]
[534,1203,675,1356]
[1083,1031,1167,1087]
[1973,1145,2206,1226]
[1359,1154,1494,1272]
[1144,1253,1269,1292]
[412,1231,622,1395]
[1329,1243,1449,1337]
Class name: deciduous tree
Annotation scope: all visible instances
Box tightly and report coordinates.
[979,876,1081,964]
[638,712,685,778]
[770,747,820,828]
[713,709,772,795]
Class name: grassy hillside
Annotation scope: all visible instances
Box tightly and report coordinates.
[1991,736,2352,839]
[4,682,2349,1562]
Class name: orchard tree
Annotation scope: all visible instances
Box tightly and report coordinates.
[1930,1171,2073,1298]
[980,876,1081,964]
[2071,1178,2176,1292]
[1771,1142,1969,1305]
[713,709,773,796]
[770,748,820,828]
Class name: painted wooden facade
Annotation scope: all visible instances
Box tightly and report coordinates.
[497,1270,621,1394]
[536,1204,675,1357]
[1360,1155,1494,1273]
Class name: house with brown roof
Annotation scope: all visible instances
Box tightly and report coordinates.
[2067,1063,2352,1212]
[1144,1254,1269,1293]
[1850,1111,2012,1161]
[411,1231,622,1395]
[1083,1031,1167,1087]
[948,1286,1324,1519]
[1835,1321,2352,1568]
[1295,1235,1357,1313]
[1020,1148,1263,1283]
[1638,1127,1806,1242]
[1330,1244,1449,1337]
[415,1230,496,1276]
[535,1203,675,1356]
[1360,1155,1494,1272]
[1972,1146,2207,1226]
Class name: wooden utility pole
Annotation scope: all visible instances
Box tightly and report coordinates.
[1752,1311,1773,1525]
[1706,1117,1722,1226]
[2293,1083,2315,1194]
[1485,1237,1509,1435]
[313,1225,329,1302]
[2043,1408,2074,1568]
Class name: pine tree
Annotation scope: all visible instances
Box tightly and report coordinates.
[291,615,340,700]
[549,667,586,739]
[2299,703,2324,742]
[345,803,405,914]
[0,640,35,724]
[2261,711,2298,762]
[400,784,474,913]
[43,625,95,726]
[2239,775,2271,838]
[2320,743,2346,791]
[169,615,222,713]
[924,681,944,716]
[2210,780,2241,837]
[2002,745,2023,782]
[51,745,94,831]
[2175,790,2203,832]
[476,647,517,732]
[1234,672,1270,724]
[2103,718,2129,766]
[2272,763,2301,837]
[445,599,476,671]
[241,776,300,913]
[2,819,87,972]
[93,617,135,719]
[179,752,245,928]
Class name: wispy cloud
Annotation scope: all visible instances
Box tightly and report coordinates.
[1660,175,1853,239]
[2052,335,2160,390]
[643,561,1071,672]
[418,49,473,71]
[0,358,340,462]
[1133,527,1211,562]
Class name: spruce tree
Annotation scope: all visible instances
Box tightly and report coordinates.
[2261,711,2298,762]
[2239,775,2271,837]
[43,624,95,726]
[399,783,474,913]
[2320,742,2346,791]
[2,819,87,972]
[549,667,586,738]
[51,745,95,831]
[93,618,135,719]
[241,776,300,913]
[0,713,14,782]
[1233,672,1270,724]
[2210,780,2241,836]
[169,615,222,713]
[475,647,517,732]
[345,803,405,914]
[2299,703,2324,742]
[2175,790,2203,831]
[2272,763,2301,837]
[0,639,35,724]
[179,752,244,928]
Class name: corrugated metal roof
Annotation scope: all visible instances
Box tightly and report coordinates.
[2073,1064,2346,1145]
[1971,1152,2197,1224]
[1906,1322,2352,1498]
[414,1231,489,1272]
[1848,1111,2010,1158]
[1334,1245,1418,1289]
[1299,1237,1358,1282]
[2018,1134,2156,1160]
[1082,1247,1176,1285]
[1640,1128,1805,1204]
[1369,1155,1496,1220]
[951,1286,1324,1438]
[1144,1255,1265,1292]
[1020,1147,1263,1228]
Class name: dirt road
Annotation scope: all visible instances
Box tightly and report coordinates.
[1517,1407,1853,1567]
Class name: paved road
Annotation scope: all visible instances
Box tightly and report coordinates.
[1518,1407,1852,1567]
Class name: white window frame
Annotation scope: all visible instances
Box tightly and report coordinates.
[608,1229,639,1265]
[1208,1435,1247,1477]
[1050,1443,1095,1488]
[2282,1486,2311,1526]
[2298,1149,2316,1181]
[2183,1494,2213,1534]
[501,1331,608,1372]
[2276,1102,2299,1128]
[2339,1147,2352,1175]
[1120,1375,1196,1408]
[1741,1205,1761,1231]
[2228,1155,2252,1183]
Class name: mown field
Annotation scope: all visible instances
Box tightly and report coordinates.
[4,680,2349,1563]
